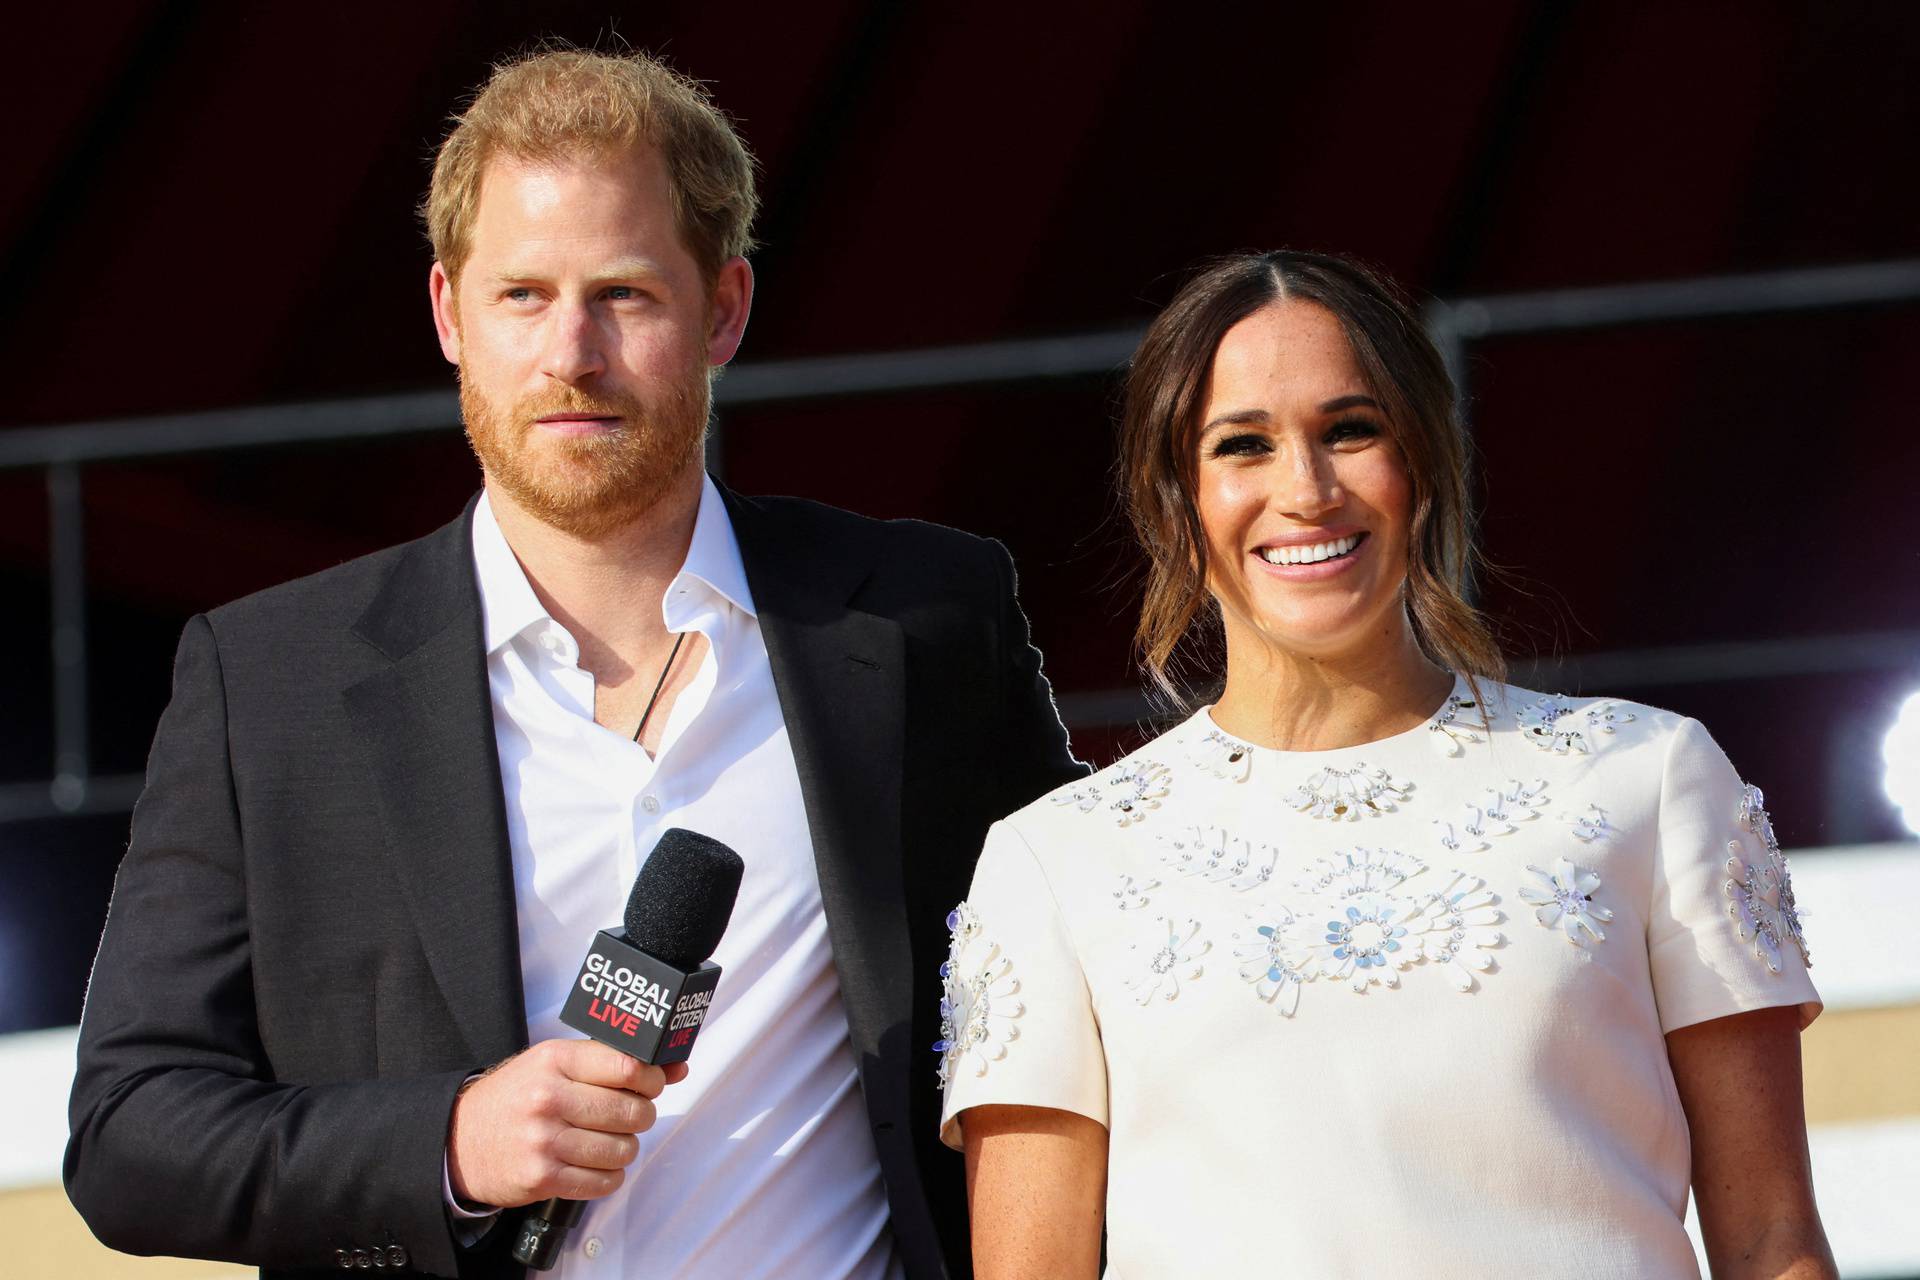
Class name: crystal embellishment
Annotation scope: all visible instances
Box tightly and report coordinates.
[1125,916,1209,1004]
[1435,779,1549,853]
[1156,824,1278,893]
[1050,757,1172,826]
[1518,696,1637,755]
[1233,908,1312,1016]
[1518,858,1613,947]
[1284,763,1411,821]
[1191,728,1255,782]
[1725,783,1810,971]
[1112,874,1158,911]
[933,902,1024,1087]
[1428,690,1490,756]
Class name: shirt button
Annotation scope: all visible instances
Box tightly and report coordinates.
[583,1236,603,1259]
[539,632,560,652]
[641,795,660,814]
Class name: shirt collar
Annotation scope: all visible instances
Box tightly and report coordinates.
[472,491,550,656]
[470,475,757,659]
[672,473,757,623]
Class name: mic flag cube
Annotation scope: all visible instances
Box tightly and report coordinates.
[559,928,722,1065]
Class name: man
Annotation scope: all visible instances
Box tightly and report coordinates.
[65,49,1082,1280]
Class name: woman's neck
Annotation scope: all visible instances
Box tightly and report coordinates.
[1208,617,1455,753]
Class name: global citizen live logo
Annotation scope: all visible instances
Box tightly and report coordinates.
[578,951,715,1047]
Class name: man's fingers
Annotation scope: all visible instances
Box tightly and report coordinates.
[663,1061,690,1086]
[554,1165,626,1201]
[552,1040,668,1096]
[551,1127,640,1172]
[561,1081,657,1135]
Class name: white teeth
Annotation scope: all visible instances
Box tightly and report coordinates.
[1259,534,1361,566]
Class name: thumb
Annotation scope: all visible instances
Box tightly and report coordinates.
[662,1061,691,1086]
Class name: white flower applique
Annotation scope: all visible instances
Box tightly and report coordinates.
[1049,757,1172,826]
[1125,916,1209,1004]
[933,902,1024,1087]
[1725,783,1811,972]
[1434,778,1549,853]
[1409,871,1505,991]
[1518,696,1637,755]
[1518,858,1614,947]
[1284,762,1412,821]
[1229,850,1507,1012]
[1111,873,1158,911]
[1190,728,1255,782]
[1156,824,1279,893]
[1233,907,1313,1016]
[1428,688,1492,756]
[1569,804,1614,843]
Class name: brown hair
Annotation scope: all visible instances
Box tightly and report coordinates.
[424,47,760,288]
[1119,250,1504,703]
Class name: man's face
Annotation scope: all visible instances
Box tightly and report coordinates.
[431,147,743,538]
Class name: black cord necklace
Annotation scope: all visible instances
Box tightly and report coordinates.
[632,631,689,743]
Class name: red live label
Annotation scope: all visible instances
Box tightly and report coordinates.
[587,998,642,1037]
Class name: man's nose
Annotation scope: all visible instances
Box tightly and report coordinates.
[539,301,607,384]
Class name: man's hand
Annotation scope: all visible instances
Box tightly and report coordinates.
[446,1039,691,1209]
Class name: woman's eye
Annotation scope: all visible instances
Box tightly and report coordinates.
[1209,433,1271,459]
[1326,417,1381,445]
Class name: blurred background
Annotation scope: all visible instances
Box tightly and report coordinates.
[1,1,1916,1275]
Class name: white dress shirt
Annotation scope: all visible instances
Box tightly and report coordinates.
[467,480,903,1279]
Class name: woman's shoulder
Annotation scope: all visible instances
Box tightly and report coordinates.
[998,709,1205,851]
[1474,676,1708,763]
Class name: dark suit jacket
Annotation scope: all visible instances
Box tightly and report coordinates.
[65,484,1085,1279]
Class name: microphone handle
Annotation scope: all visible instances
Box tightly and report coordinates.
[512,1196,586,1270]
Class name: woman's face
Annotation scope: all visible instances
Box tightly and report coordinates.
[1194,300,1415,663]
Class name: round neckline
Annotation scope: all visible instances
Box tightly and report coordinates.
[1192,673,1475,760]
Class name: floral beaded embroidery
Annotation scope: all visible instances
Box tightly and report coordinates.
[1233,908,1311,1016]
[1518,858,1613,947]
[1291,849,1506,995]
[1284,763,1412,821]
[1518,696,1636,755]
[1428,690,1491,756]
[1190,728,1255,782]
[1725,783,1810,971]
[1435,779,1549,853]
[1125,916,1209,1004]
[1156,824,1278,893]
[1569,804,1614,843]
[933,902,1024,1087]
[1050,757,1171,826]
[1112,874,1158,911]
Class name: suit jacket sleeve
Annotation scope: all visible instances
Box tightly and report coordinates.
[65,613,475,1277]
[987,538,1088,810]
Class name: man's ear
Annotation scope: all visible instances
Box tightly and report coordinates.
[429,261,461,365]
[706,256,754,368]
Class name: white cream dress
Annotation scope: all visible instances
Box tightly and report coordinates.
[936,678,1818,1279]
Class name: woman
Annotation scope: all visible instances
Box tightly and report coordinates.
[935,251,1834,1278]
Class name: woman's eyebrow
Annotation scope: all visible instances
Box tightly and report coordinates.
[1201,408,1270,432]
[1319,394,1380,413]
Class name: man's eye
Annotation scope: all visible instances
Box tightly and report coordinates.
[505,287,534,303]
[607,286,643,301]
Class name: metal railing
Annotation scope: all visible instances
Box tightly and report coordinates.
[4,259,1919,824]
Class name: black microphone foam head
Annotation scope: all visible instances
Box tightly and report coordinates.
[623,828,745,970]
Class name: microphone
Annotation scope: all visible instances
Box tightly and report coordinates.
[511,828,745,1271]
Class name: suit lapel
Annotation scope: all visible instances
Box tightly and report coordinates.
[342,501,527,1066]
[722,486,911,1076]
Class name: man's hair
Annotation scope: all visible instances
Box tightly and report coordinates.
[424,47,759,288]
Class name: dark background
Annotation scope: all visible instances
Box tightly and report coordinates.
[3,0,1917,1034]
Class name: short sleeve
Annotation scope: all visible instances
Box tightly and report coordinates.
[937,820,1108,1150]
[1648,717,1821,1033]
